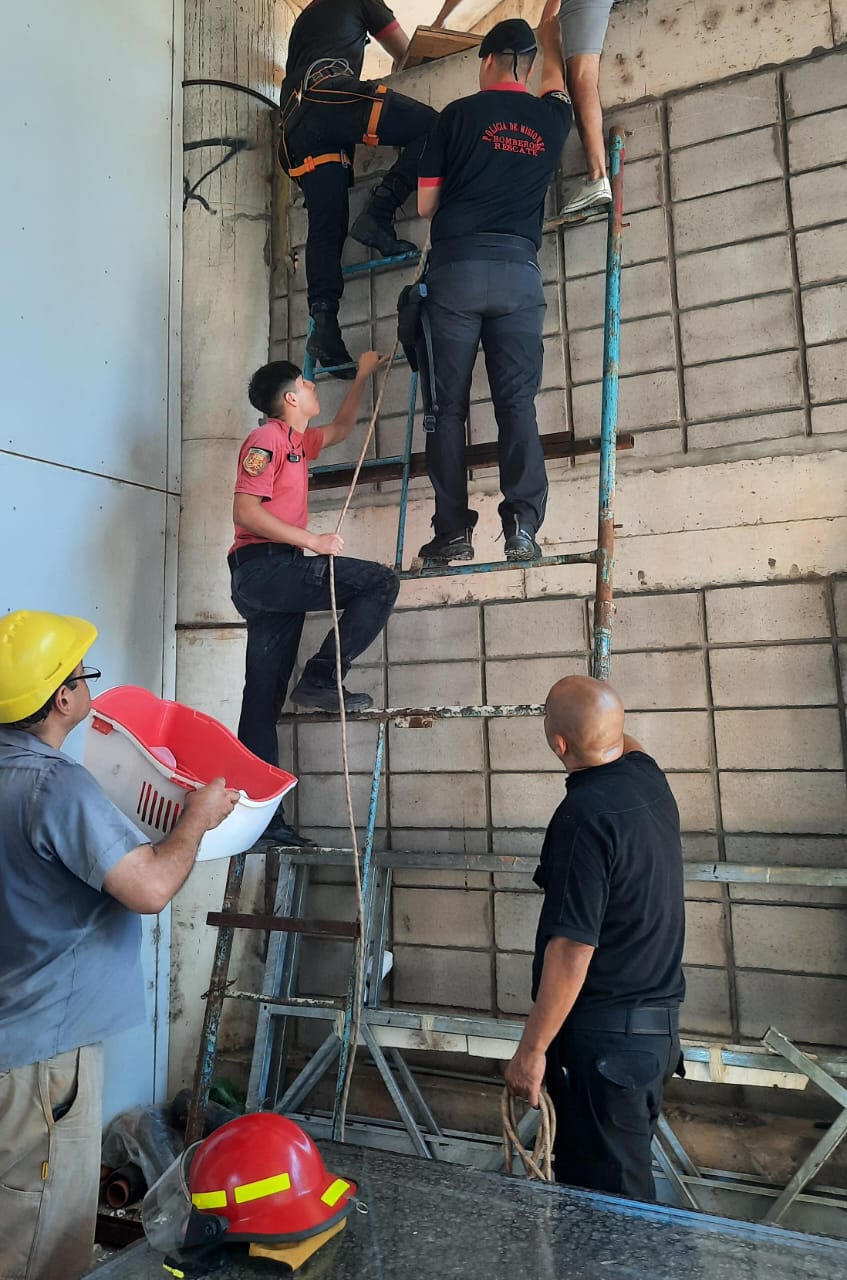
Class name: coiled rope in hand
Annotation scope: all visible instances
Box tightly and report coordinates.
[501,1087,557,1182]
[327,235,430,1139]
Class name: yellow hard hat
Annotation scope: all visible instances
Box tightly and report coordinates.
[0,610,98,723]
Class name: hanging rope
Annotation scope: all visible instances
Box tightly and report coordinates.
[326,239,430,1138]
[501,1087,557,1182]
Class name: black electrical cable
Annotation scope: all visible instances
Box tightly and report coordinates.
[182,77,279,111]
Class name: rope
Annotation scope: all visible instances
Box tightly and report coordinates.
[328,239,430,1139]
[501,1087,557,1182]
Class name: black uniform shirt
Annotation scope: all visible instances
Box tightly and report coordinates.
[531,751,686,1012]
[418,83,573,247]
[281,0,398,96]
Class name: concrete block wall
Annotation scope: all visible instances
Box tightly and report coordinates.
[273,44,847,469]
[171,18,847,1087]
[257,43,847,1057]
[281,580,847,1050]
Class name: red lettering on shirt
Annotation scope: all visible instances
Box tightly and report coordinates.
[480,121,546,158]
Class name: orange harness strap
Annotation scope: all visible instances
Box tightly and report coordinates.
[288,151,351,178]
[363,84,388,147]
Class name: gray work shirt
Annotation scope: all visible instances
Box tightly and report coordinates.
[0,727,148,1070]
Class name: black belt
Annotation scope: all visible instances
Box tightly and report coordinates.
[428,233,538,269]
[567,1006,678,1036]
[228,542,302,571]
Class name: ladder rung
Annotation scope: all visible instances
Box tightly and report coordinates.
[401,550,597,580]
[280,702,545,724]
[206,911,359,939]
[309,432,634,491]
[341,248,421,277]
[543,206,612,232]
[260,847,541,874]
[314,353,408,382]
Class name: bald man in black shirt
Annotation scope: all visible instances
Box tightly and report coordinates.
[505,676,686,1202]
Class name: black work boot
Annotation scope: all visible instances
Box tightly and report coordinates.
[504,516,542,562]
[349,177,418,259]
[260,812,317,847]
[290,677,374,713]
[419,512,478,565]
[306,302,356,380]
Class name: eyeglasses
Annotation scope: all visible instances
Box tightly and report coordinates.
[65,666,102,689]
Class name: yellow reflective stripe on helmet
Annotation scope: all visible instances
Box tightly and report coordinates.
[234,1172,291,1204]
[321,1178,350,1207]
[191,1189,228,1210]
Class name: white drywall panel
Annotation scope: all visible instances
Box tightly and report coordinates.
[0,1,175,490]
[0,0,181,1120]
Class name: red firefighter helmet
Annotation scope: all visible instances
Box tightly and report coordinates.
[189,1113,357,1243]
[142,1112,358,1270]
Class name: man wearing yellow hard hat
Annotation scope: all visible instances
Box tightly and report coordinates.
[0,610,240,1280]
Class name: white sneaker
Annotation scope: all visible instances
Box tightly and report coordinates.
[559,175,612,216]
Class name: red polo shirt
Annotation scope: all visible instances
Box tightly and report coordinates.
[231,418,323,552]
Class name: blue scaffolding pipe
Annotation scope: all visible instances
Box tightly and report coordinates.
[331,720,386,1140]
[591,127,625,682]
[394,371,419,572]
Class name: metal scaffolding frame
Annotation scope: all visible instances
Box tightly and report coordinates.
[185,125,847,1236]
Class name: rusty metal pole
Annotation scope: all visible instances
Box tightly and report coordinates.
[185,852,246,1145]
[592,127,625,682]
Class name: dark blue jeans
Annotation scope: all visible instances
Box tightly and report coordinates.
[423,255,548,536]
[230,548,399,767]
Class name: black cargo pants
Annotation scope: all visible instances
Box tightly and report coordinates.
[230,545,399,767]
[546,1012,682,1201]
[282,77,436,309]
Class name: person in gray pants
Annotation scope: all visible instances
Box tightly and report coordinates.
[557,0,616,214]
[416,4,572,565]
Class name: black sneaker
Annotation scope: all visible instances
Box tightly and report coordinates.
[290,678,374,713]
[306,307,356,380]
[349,210,418,259]
[418,528,475,564]
[504,523,542,562]
[259,816,317,847]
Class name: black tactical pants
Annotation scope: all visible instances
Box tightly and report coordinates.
[230,546,399,767]
[282,78,436,309]
[546,1019,682,1202]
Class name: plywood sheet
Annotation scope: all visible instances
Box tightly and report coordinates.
[398,25,482,70]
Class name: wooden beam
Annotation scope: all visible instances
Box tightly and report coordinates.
[206,911,359,939]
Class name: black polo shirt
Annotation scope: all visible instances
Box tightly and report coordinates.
[531,751,686,1013]
[281,0,398,97]
[418,83,573,248]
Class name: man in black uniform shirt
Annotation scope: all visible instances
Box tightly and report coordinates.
[415,2,572,564]
[506,675,686,1202]
[280,0,437,378]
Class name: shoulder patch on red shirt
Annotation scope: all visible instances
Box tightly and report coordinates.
[242,447,273,477]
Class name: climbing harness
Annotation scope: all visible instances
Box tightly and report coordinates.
[279,59,391,179]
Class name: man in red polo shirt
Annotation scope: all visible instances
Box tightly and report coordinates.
[415,4,572,566]
[229,351,399,843]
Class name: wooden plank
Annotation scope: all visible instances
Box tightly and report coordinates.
[397,25,482,71]
[206,911,359,939]
[309,431,635,492]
